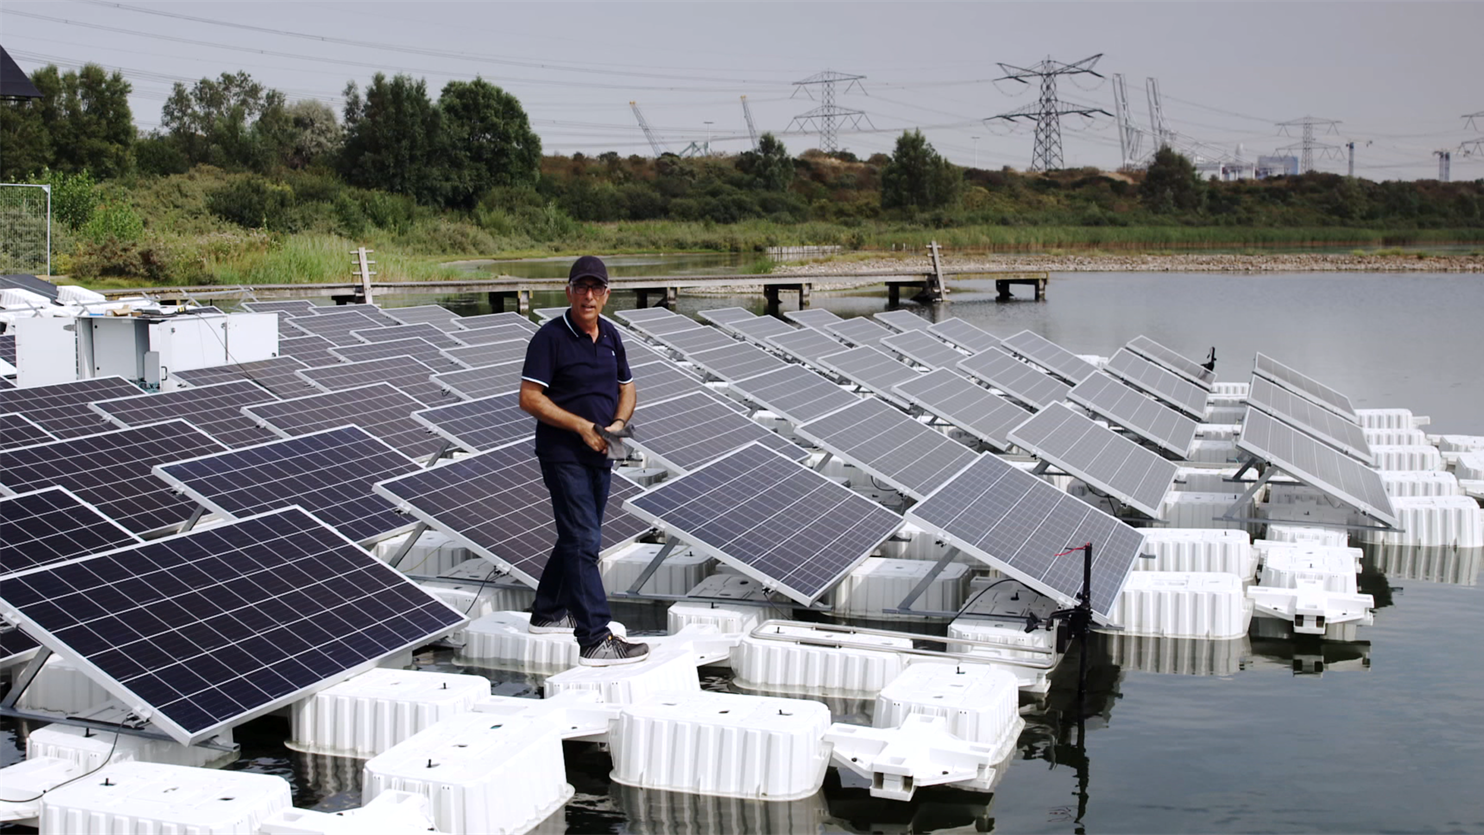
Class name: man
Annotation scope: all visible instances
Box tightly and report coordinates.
[518,255,649,666]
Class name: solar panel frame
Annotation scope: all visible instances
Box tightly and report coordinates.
[880,330,969,371]
[624,442,903,605]
[1102,348,1208,420]
[782,307,842,330]
[277,335,340,369]
[824,317,895,349]
[451,323,535,346]
[153,425,421,545]
[1,486,141,577]
[629,390,809,474]
[443,339,530,369]
[631,316,706,338]
[0,505,468,746]
[532,307,567,322]
[352,323,468,351]
[1007,403,1179,518]
[726,315,797,346]
[630,360,745,413]
[456,312,539,332]
[873,309,932,333]
[412,393,531,453]
[764,328,849,368]
[174,356,318,400]
[892,368,1031,452]
[1253,352,1358,422]
[1236,406,1395,526]
[614,307,681,325]
[650,325,738,356]
[298,355,451,408]
[698,307,755,327]
[905,453,1145,621]
[685,341,790,382]
[243,382,445,461]
[89,380,281,449]
[383,304,464,331]
[432,360,523,401]
[242,300,320,318]
[0,420,228,536]
[815,345,921,409]
[0,412,55,449]
[956,348,1071,411]
[1000,330,1097,384]
[728,364,860,425]
[1245,374,1373,464]
[1126,335,1215,389]
[0,376,141,438]
[324,303,403,328]
[330,337,469,374]
[793,398,979,501]
[373,445,650,589]
[286,308,389,345]
[1068,372,1200,459]
[927,318,1002,354]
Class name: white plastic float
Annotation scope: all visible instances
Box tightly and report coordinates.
[1107,572,1251,638]
[1175,465,1261,494]
[543,645,701,705]
[26,723,235,771]
[288,667,490,758]
[1161,490,1252,530]
[832,556,969,620]
[1263,524,1351,547]
[1355,407,1423,430]
[1363,427,1429,446]
[1247,543,1374,635]
[1381,470,1463,497]
[457,611,731,670]
[1358,495,1484,547]
[1369,444,1445,472]
[38,761,291,835]
[1136,528,1256,579]
[17,655,113,715]
[376,529,469,577]
[1186,438,1241,464]
[1456,451,1484,480]
[602,541,714,596]
[473,689,615,742]
[730,622,914,696]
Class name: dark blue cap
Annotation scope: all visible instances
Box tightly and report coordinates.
[568,255,609,286]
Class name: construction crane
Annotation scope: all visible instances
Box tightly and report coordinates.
[741,96,759,151]
[630,101,669,157]
[1110,73,1143,170]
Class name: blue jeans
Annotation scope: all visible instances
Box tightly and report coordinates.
[533,459,613,647]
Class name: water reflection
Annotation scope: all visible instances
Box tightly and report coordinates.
[1247,628,1372,675]
[825,776,997,834]
[614,783,829,835]
[1104,634,1250,677]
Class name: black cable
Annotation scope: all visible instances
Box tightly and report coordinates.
[0,730,121,803]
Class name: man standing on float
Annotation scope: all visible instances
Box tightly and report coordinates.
[519,255,649,666]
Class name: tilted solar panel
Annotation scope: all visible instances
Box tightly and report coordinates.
[625,442,903,605]
[453,324,535,346]
[352,323,468,351]
[651,325,738,355]
[794,398,979,500]
[906,453,1145,621]
[1126,335,1215,389]
[444,340,532,370]
[729,364,860,424]
[1102,348,1208,420]
[892,368,1030,452]
[374,444,650,588]
[385,304,464,331]
[629,391,809,473]
[1000,330,1096,384]
[433,360,523,400]
[631,316,706,338]
[816,345,921,409]
[414,394,531,453]
[91,380,279,449]
[533,307,567,322]
[874,309,931,333]
[287,309,388,346]
[1008,403,1179,518]
[1237,406,1395,526]
[243,383,444,461]
[154,425,420,544]
[243,300,321,317]
[174,356,318,400]
[957,348,1070,411]
[300,355,451,408]
[331,337,468,374]
[325,303,403,327]
[1068,372,1199,459]
[614,307,680,325]
[880,330,968,371]
[698,307,755,327]
[0,420,226,535]
[783,307,842,330]
[1253,352,1358,422]
[1245,374,1373,464]
[825,317,895,349]
[0,506,466,745]
[727,315,796,346]
[1,486,141,576]
[630,361,745,412]
[0,413,54,449]
[0,376,141,438]
[765,328,849,367]
[0,334,14,366]
[687,341,790,382]
[927,318,1002,354]
[456,312,539,332]
[277,335,340,369]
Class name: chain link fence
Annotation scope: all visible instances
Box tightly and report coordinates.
[0,184,51,276]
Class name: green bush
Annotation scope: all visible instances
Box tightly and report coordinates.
[82,199,144,243]
[207,177,297,231]
[43,170,100,230]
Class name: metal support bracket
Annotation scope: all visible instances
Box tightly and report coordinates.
[888,547,960,614]
[0,645,52,710]
[387,522,430,570]
[625,538,681,596]
[813,451,833,473]
[179,506,206,533]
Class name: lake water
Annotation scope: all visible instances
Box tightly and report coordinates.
[6,271,1482,834]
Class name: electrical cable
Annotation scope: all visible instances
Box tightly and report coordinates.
[0,730,120,804]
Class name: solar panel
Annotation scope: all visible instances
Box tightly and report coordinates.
[1246,374,1373,464]
[0,421,226,535]
[1102,348,1208,420]
[880,330,968,370]
[1126,335,1215,389]
[0,378,13,389]
[729,364,860,424]
[385,305,463,331]
[0,412,55,449]
[457,312,538,332]
[624,442,903,605]
[1068,372,1199,459]
[698,307,755,326]
[452,323,535,346]
[432,360,522,400]
[444,339,531,369]
[174,356,318,400]
[815,345,921,409]
[794,398,978,500]
[927,318,1002,354]
[331,338,468,373]
[90,380,280,449]
[0,376,140,438]
[0,627,39,667]
[727,315,796,346]
[892,368,1031,451]
[287,309,388,346]
[1,333,18,366]
[532,307,566,322]
[905,453,1146,620]
[277,335,340,368]
[325,303,402,327]
[0,506,466,745]
[630,360,744,412]
[1,487,140,576]
[1253,352,1358,422]
[632,316,705,338]
[764,328,848,367]
[782,308,842,330]
[614,307,680,325]
[299,356,451,407]
[154,425,420,544]
[651,325,738,355]
[687,342,790,382]
[1008,403,1179,518]
[825,317,894,349]
[0,274,59,301]
[243,382,445,461]
[352,323,467,351]
[957,348,1070,410]
[275,315,304,340]
[874,309,931,333]
[1000,330,1096,384]
[243,300,320,318]
[1236,406,1395,526]
[413,394,530,452]
[373,444,650,588]
[630,391,809,473]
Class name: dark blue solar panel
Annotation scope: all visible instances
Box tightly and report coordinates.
[414,394,531,452]
[0,377,140,438]
[1,486,140,575]
[1,412,55,449]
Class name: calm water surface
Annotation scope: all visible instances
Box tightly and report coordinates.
[6,271,1481,834]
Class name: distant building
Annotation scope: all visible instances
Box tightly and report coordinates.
[1196,161,1257,181]
[1256,155,1300,178]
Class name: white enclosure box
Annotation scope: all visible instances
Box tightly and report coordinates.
[833,557,969,620]
[730,623,913,696]
[13,316,81,386]
[608,689,831,800]
[289,667,491,758]
[1137,528,1256,579]
[39,761,291,835]
[601,542,714,596]
[1107,571,1250,638]
[363,714,572,835]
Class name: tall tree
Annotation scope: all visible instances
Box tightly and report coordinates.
[281,100,343,169]
[1139,146,1204,213]
[437,77,541,210]
[880,129,960,210]
[737,133,793,192]
[0,63,133,180]
[338,73,443,204]
[160,71,287,172]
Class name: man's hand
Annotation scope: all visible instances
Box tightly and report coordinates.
[579,422,608,454]
[604,419,628,436]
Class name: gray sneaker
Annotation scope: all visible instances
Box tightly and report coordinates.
[578,635,650,667]
[528,614,575,634]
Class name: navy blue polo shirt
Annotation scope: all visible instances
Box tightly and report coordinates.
[521,309,633,468]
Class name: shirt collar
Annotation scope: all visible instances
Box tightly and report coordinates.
[563,308,605,341]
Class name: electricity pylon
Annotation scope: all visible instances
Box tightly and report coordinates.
[986,54,1110,172]
[1276,116,1343,173]
[630,101,669,157]
[1461,111,1483,156]
[787,70,872,154]
[741,96,759,151]
[1110,73,1143,169]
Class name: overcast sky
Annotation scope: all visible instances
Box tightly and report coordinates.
[5,1,1482,180]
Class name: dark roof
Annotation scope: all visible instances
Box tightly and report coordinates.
[1,46,42,101]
